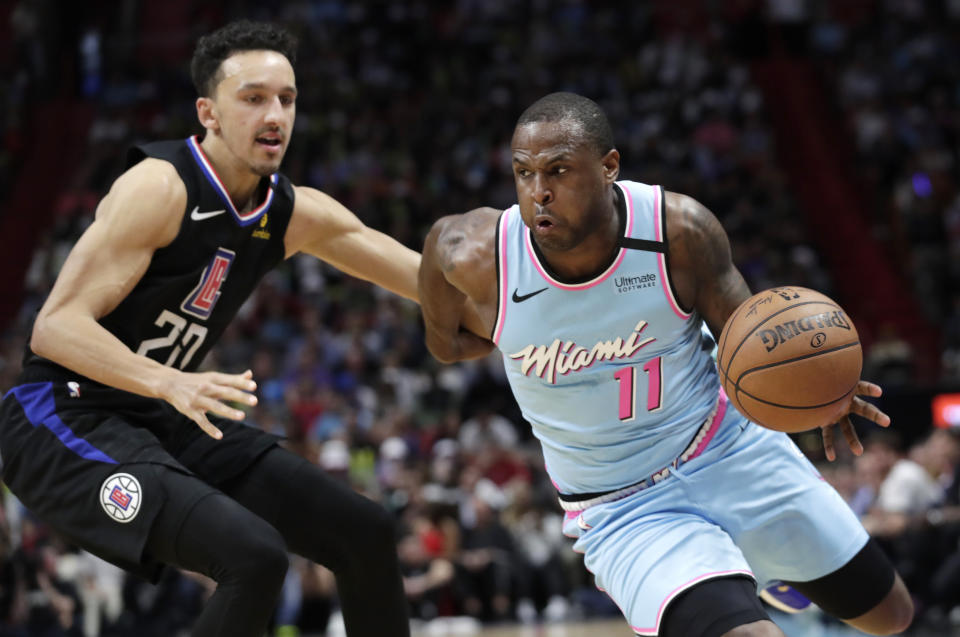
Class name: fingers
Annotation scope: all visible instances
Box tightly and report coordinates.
[190,372,259,437]
[207,383,259,408]
[199,394,248,421]
[209,370,258,393]
[193,413,223,440]
[822,424,836,462]
[839,416,863,456]
[856,380,882,398]
[849,396,891,428]
[200,371,258,410]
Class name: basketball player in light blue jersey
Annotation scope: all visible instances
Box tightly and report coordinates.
[418,93,914,637]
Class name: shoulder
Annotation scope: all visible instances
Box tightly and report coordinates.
[428,207,502,267]
[96,159,186,242]
[663,191,720,242]
[81,158,187,249]
[290,185,355,228]
[663,190,730,264]
[283,185,361,256]
[423,207,501,303]
[108,157,187,206]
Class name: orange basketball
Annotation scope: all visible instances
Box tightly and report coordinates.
[717,286,862,433]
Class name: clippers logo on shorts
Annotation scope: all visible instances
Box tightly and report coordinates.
[100,473,142,523]
[180,247,235,320]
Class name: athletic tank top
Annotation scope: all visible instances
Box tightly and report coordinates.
[493,181,720,494]
[23,136,295,377]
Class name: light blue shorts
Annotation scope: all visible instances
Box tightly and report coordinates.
[562,410,868,636]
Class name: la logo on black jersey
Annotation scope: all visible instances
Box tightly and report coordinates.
[181,247,235,320]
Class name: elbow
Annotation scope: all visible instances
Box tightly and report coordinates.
[425,332,460,365]
[30,313,55,359]
[30,308,71,361]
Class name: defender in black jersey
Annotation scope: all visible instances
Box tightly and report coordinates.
[0,21,418,637]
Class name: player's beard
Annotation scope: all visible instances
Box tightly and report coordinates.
[251,160,281,177]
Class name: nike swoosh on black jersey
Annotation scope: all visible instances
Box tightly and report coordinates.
[190,206,227,221]
[512,287,548,303]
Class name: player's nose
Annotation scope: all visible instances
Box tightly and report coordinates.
[533,174,553,205]
[263,96,286,124]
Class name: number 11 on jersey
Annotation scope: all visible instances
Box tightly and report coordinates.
[613,357,663,421]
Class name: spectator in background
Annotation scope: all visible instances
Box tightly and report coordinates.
[864,323,916,387]
[863,429,960,538]
[0,511,27,637]
[398,508,457,622]
[863,430,960,612]
[458,408,519,455]
[502,480,570,624]
[456,480,516,623]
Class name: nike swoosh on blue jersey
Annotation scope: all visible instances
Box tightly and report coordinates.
[512,287,548,303]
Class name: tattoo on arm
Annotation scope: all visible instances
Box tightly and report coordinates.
[669,193,750,336]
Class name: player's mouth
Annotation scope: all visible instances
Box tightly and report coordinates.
[533,208,558,231]
[255,132,284,150]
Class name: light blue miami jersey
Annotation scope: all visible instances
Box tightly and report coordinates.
[492,180,721,495]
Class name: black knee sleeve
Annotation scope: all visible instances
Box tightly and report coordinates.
[785,538,895,620]
[661,575,769,637]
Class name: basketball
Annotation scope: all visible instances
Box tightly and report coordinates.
[717,287,862,433]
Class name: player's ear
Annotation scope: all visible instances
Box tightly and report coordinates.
[196,97,220,133]
[601,148,620,184]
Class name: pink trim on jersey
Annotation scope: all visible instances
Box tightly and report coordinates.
[523,183,634,290]
[187,135,277,224]
[562,509,583,538]
[685,387,728,462]
[653,187,692,321]
[629,569,756,635]
[491,209,511,345]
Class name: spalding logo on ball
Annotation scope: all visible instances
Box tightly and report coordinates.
[100,472,143,523]
[717,286,862,433]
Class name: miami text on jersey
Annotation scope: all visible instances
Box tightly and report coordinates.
[509,321,656,384]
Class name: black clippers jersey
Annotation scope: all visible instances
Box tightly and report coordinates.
[25,136,295,376]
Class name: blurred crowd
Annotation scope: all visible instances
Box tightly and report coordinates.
[802,0,960,383]
[1,1,959,636]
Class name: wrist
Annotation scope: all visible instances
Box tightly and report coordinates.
[146,364,179,400]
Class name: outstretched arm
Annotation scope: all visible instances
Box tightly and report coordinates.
[287,186,422,302]
[419,209,500,363]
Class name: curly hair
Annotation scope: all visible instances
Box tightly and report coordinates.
[516,92,615,157]
[190,20,298,97]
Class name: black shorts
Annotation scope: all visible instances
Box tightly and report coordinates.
[0,370,280,579]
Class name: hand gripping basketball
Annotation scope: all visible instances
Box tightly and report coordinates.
[718,287,873,434]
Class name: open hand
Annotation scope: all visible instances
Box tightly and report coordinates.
[821,380,890,461]
[161,369,258,439]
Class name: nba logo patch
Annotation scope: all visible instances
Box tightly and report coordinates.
[100,473,142,523]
